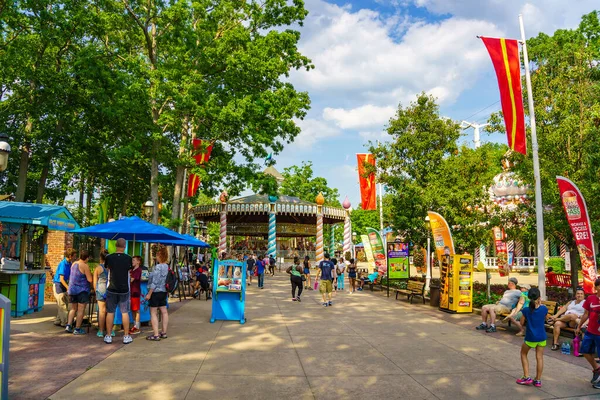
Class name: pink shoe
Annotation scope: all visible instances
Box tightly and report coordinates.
[533,380,542,387]
[516,377,533,385]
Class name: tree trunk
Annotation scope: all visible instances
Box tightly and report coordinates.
[78,175,85,222]
[85,175,94,225]
[15,117,33,202]
[171,116,190,225]
[570,245,579,295]
[36,147,54,203]
[151,151,159,224]
[121,184,132,217]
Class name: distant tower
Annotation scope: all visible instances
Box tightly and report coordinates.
[461,121,489,149]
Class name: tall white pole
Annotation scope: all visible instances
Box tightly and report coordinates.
[426,236,431,289]
[519,14,546,299]
[378,183,384,233]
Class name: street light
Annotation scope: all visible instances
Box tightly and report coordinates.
[425,215,431,289]
[0,133,11,172]
[143,200,154,219]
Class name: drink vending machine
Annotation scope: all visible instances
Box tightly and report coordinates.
[439,254,473,313]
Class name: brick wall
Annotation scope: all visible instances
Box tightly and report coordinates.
[44,231,74,302]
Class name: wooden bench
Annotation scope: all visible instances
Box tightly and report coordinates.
[395,280,426,304]
[499,300,557,327]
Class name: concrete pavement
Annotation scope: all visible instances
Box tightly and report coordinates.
[49,274,600,399]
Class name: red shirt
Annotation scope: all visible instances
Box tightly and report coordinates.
[130,267,142,297]
[583,295,600,335]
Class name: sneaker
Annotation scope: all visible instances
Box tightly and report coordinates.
[129,327,141,334]
[486,325,497,333]
[328,301,332,306]
[296,297,301,302]
[516,376,533,385]
[533,380,542,387]
[97,330,104,338]
[592,368,600,384]
[73,328,86,335]
[123,335,133,344]
[104,335,113,344]
[292,298,297,301]
[475,323,487,330]
[64,325,73,333]
[111,330,116,337]
[593,382,600,389]
[323,302,328,307]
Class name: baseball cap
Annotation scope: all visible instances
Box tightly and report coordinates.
[508,277,518,285]
[518,283,531,290]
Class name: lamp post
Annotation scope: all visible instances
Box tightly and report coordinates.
[143,200,154,266]
[0,133,11,172]
[425,215,431,290]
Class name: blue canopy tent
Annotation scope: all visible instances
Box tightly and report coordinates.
[72,216,186,242]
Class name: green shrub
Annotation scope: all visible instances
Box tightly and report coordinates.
[547,257,566,273]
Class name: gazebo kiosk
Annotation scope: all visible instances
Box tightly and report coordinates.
[192,193,349,263]
[0,202,80,317]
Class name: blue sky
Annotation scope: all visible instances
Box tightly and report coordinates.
[268,0,598,208]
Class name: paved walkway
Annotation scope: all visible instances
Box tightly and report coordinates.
[48,274,600,400]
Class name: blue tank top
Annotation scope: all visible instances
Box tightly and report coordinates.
[96,264,108,297]
[67,262,90,295]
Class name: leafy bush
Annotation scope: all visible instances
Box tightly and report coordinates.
[473,291,501,308]
[547,257,566,273]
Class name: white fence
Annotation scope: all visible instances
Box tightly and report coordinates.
[484,257,538,271]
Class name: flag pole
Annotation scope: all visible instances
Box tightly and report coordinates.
[519,14,546,299]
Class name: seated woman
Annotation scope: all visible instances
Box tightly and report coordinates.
[548,287,586,351]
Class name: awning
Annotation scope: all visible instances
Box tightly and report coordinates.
[0,201,80,231]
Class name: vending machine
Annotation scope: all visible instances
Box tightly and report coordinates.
[439,254,473,313]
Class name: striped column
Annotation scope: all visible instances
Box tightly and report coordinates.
[343,210,352,258]
[544,239,550,261]
[516,241,524,257]
[268,208,277,258]
[560,241,567,259]
[480,244,486,265]
[316,213,324,263]
[219,204,227,255]
[474,246,480,265]
[329,225,336,256]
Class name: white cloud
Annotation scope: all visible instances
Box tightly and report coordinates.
[358,130,390,143]
[291,118,341,148]
[410,0,598,37]
[323,104,396,130]
[292,1,504,108]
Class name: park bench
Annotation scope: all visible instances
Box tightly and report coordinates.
[545,273,582,289]
[394,280,426,304]
[499,300,557,327]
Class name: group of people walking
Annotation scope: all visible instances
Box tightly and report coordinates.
[52,238,171,344]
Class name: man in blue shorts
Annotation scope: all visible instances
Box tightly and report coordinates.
[576,278,600,388]
[317,253,335,307]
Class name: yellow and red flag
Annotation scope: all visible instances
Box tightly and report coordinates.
[192,139,213,165]
[481,37,527,155]
[357,154,376,210]
[187,139,214,198]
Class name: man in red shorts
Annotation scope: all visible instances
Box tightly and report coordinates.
[129,256,143,334]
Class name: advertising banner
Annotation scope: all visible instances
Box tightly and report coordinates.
[427,211,455,261]
[366,228,387,276]
[361,235,376,272]
[492,227,509,276]
[387,241,409,279]
[557,176,597,294]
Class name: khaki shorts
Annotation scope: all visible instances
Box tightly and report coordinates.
[319,279,333,294]
[490,304,511,314]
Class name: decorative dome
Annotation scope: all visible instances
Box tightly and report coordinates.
[342,197,351,210]
[490,171,530,208]
[315,192,325,206]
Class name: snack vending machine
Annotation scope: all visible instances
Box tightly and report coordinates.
[439,254,473,313]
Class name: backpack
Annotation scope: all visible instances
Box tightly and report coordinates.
[165,266,177,293]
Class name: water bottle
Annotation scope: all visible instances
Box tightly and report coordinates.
[573,335,581,357]
[561,342,568,354]
[565,342,571,355]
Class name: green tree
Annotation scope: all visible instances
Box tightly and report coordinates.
[279,161,340,206]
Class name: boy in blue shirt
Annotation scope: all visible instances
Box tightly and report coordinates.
[317,253,335,307]
[256,256,266,289]
[52,249,77,326]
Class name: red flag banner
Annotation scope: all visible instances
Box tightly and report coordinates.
[557,176,597,294]
[357,154,376,210]
[192,139,213,165]
[187,173,201,198]
[481,37,527,155]
[492,227,509,277]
